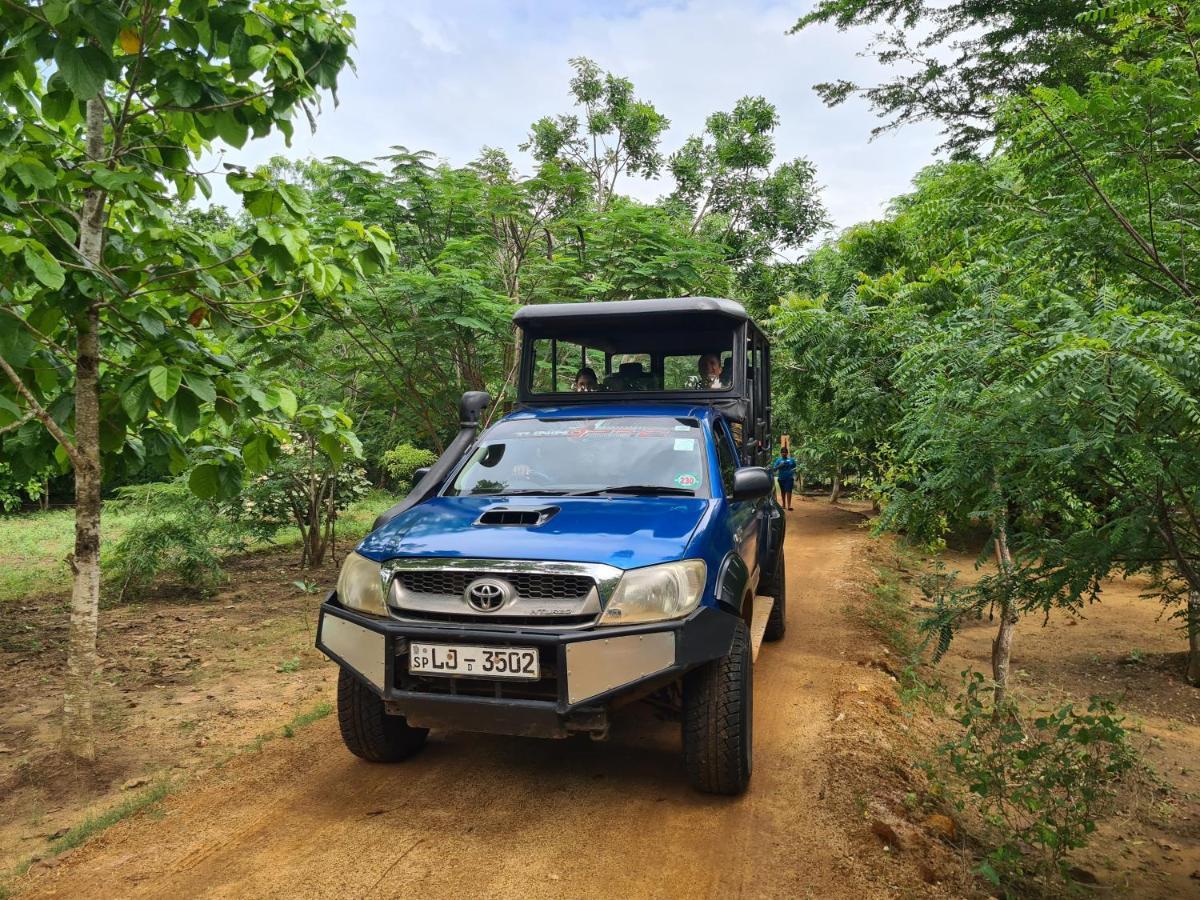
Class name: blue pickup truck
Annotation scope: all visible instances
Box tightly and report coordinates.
[317,297,786,794]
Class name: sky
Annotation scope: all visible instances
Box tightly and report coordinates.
[207,0,945,236]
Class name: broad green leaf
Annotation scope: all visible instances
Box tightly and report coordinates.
[54,43,109,100]
[275,386,298,418]
[13,161,55,190]
[242,434,273,473]
[22,244,65,289]
[137,310,166,338]
[248,44,275,68]
[78,2,123,48]
[189,463,242,499]
[120,377,153,421]
[167,391,200,437]
[317,432,344,465]
[214,112,249,148]
[0,395,21,427]
[148,365,183,401]
[170,77,203,107]
[215,396,238,425]
[183,372,216,403]
[277,182,310,216]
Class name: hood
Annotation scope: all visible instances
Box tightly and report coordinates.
[356,495,711,570]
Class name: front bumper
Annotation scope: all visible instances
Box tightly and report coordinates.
[316,593,739,738]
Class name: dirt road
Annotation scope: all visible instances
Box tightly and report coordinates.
[22,503,905,899]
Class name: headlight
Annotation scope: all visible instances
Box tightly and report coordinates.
[599,560,706,625]
[337,552,388,616]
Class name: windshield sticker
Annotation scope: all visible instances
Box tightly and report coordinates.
[505,426,677,440]
[674,472,700,489]
[673,438,696,452]
[674,424,692,431]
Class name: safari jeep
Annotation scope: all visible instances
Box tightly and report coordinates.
[317,297,786,794]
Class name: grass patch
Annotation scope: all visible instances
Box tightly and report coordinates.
[0,777,176,896]
[2,699,336,894]
[283,701,332,738]
[850,545,947,704]
[247,699,333,748]
[48,779,174,855]
[0,490,397,605]
[860,566,921,658]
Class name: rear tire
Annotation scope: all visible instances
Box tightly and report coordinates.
[763,552,787,642]
[337,669,428,762]
[682,620,752,795]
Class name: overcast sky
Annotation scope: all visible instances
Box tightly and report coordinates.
[208,0,944,236]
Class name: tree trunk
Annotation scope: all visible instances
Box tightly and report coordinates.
[1187,590,1200,686]
[62,97,107,763]
[829,466,841,504]
[63,309,102,762]
[991,520,1018,706]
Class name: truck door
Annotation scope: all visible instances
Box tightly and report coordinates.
[715,418,761,581]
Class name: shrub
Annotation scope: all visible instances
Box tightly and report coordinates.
[0,462,54,512]
[381,444,438,488]
[104,482,236,601]
[931,672,1136,893]
[228,436,371,567]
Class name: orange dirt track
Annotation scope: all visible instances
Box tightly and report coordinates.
[22,503,905,899]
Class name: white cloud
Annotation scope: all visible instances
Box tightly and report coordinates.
[205,0,943,234]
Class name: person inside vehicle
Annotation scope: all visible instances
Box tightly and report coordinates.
[573,367,600,393]
[689,352,728,390]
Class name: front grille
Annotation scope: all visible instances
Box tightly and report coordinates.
[394,608,595,628]
[396,570,593,601]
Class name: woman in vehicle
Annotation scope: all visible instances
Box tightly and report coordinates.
[572,367,600,392]
[772,447,797,510]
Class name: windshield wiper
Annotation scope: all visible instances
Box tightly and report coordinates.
[570,484,696,497]
[473,489,574,496]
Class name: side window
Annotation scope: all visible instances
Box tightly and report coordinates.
[713,422,738,496]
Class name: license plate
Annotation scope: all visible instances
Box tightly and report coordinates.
[408,643,540,681]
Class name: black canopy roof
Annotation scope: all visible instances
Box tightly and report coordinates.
[514,297,751,355]
[514,296,748,325]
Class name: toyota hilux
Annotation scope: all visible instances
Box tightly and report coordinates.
[317,297,786,794]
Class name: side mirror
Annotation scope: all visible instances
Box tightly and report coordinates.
[411,466,431,486]
[731,466,772,502]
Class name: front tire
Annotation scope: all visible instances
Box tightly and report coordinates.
[337,668,428,762]
[682,620,752,795]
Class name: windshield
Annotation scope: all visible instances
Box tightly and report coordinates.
[446,417,709,497]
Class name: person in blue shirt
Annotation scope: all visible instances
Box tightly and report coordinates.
[772,447,797,510]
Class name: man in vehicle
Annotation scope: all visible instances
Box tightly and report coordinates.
[688,352,728,390]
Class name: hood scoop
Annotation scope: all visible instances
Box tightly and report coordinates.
[475,506,559,527]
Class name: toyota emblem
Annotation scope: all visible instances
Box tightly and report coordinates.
[465,577,511,613]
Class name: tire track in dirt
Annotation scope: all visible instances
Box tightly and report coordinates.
[21,503,892,899]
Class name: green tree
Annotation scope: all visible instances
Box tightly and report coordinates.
[775,4,1200,691]
[289,127,737,460]
[522,57,670,209]
[790,1,1107,155]
[666,96,827,270]
[0,0,388,760]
